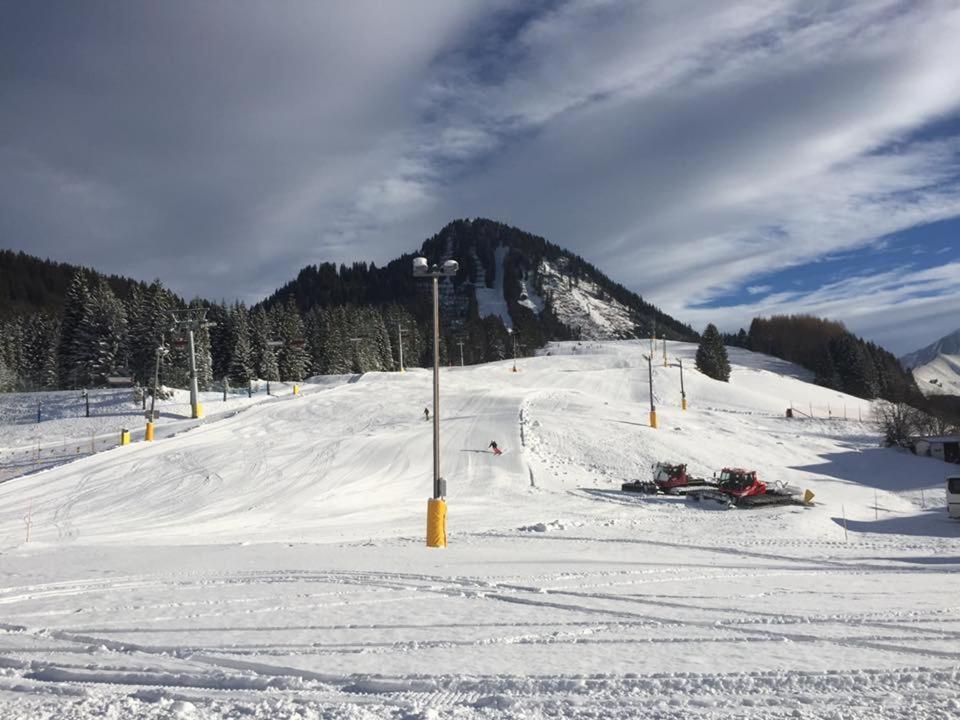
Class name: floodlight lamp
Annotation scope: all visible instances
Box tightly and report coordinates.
[442,259,459,276]
[413,257,429,275]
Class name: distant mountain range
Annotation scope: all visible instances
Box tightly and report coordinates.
[901,328,960,397]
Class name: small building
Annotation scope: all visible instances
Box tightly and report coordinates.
[914,436,960,464]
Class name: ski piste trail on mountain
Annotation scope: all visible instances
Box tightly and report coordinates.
[1,340,958,719]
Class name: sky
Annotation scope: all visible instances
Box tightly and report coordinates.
[2,1,959,356]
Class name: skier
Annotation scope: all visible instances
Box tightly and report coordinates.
[488,441,502,456]
[424,407,430,421]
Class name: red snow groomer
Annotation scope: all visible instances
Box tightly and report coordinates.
[622,462,716,495]
[688,468,812,508]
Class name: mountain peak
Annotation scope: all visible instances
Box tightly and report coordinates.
[900,327,960,369]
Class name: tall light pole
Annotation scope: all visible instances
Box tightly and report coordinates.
[397,322,405,372]
[663,337,668,367]
[645,353,658,429]
[413,255,459,548]
[457,339,465,367]
[507,328,518,372]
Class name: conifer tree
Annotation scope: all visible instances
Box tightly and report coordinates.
[276,298,309,381]
[695,323,731,382]
[227,302,252,383]
[248,307,279,381]
[80,278,127,385]
[58,270,91,388]
[23,313,60,390]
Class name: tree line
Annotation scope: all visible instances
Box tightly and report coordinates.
[0,266,532,393]
[721,315,921,403]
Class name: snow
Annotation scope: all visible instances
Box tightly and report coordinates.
[474,245,513,329]
[539,259,637,339]
[1,340,958,718]
[911,353,960,397]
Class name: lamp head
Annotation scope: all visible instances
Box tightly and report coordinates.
[442,259,459,276]
[412,257,429,275]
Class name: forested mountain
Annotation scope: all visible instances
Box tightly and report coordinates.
[723,315,921,404]
[0,218,697,392]
[0,250,148,319]
[263,218,698,345]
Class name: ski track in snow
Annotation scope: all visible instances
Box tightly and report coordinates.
[1,341,959,718]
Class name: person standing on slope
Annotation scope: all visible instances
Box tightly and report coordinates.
[424,407,430,421]
[488,441,502,456]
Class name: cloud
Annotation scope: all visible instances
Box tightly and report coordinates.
[2,0,959,352]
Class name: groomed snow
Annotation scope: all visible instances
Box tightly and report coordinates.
[911,353,960,397]
[474,245,513,329]
[1,341,958,719]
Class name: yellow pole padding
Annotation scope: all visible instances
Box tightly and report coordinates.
[649,410,658,429]
[193,403,204,420]
[427,498,447,548]
[803,489,815,505]
[145,422,154,441]
[682,398,688,411]
[293,384,299,395]
[120,429,131,446]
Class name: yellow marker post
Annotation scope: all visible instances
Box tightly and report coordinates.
[682,398,688,411]
[649,410,658,429]
[193,403,204,420]
[427,498,447,547]
[145,422,154,441]
[120,429,131,446]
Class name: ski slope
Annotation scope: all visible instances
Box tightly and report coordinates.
[1,341,958,719]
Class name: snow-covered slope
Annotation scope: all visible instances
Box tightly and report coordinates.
[901,327,960,369]
[538,257,638,339]
[911,353,960,396]
[901,328,960,397]
[1,342,958,719]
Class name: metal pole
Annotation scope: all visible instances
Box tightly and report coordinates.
[458,340,465,367]
[223,376,228,402]
[150,347,161,421]
[397,322,404,372]
[85,391,90,417]
[663,337,667,367]
[187,327,200,419]
[679,358,687,410]
[648,355,654,413]
[432,275,441,499]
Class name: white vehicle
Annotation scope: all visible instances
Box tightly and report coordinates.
[948,475,960,519]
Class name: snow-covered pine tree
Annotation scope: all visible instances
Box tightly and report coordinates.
[227,302,252,383]
[319,306,352,374]
[207,302,231,381]
[0,317,25,389]
[370,307,394,371]
[57,269,91,388]
[248,306,279,381]
[276,298,309,381]
[302,308,325,376]
[0,352,15,392]
[23,313,60,390]
[80,278,127,385]
[695,324,730,382]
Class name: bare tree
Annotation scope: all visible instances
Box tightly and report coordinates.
[873,400,932,447]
